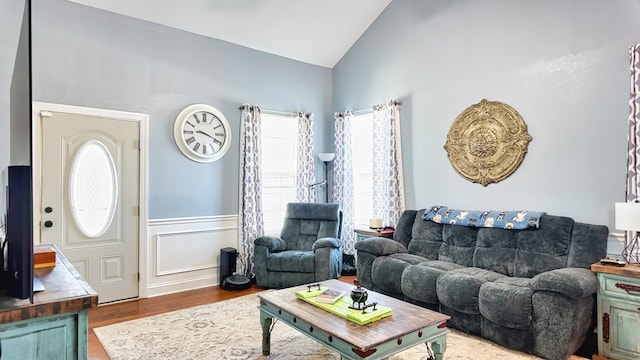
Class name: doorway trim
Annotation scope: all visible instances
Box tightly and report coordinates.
[32,101,149,299]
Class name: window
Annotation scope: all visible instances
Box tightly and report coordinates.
[261,113,298,234]
[69,140,118,238]
[351,113,374,228]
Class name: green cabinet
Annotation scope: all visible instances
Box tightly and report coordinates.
[0,245,97,360]
[592,264,640,360]
[0,311,88,359]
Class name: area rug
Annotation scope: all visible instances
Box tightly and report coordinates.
[94,293,543,360]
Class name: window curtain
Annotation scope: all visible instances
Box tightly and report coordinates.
[372,101,406,228]
[238,104,264,277]
[296,112,317,203]
[625,44,640,263]
[333,111,356,254]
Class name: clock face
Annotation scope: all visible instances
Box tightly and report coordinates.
[174,104,231,163]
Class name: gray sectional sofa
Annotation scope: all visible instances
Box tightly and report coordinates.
[355,207,608,360]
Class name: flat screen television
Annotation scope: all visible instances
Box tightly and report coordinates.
[1,0,33,301]
[3,166,32,300]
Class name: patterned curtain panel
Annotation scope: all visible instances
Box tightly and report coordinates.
[238,104,264,277]
[372,101,406,228]
[333,111,356,254]
[627,46,640,203]
[296,112,316,203]
[625,44,640,262]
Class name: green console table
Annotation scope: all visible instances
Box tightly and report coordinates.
[0,245,98,359]
[591,263,640,360]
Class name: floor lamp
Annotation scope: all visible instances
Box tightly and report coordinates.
[615,202,640,264]
[309,152,335,203]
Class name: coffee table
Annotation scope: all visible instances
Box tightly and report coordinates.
[258,279,450,360]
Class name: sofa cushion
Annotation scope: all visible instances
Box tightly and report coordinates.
[494,277,534,287]
[438,225,477,266]
[436,267,506,314]
[514,215,572,277]
[529,268,598,299]
[568,222,610,268]
[393,209,419,249]
[401,261,465,304]
[407,210,443,259]
[266,250,315,272]
[371,254,426,294]
[473,227,517,276]
[479,281,533,330]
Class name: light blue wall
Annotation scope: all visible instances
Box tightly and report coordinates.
[333,0,640,228]
[29,0,332,219]
[6,0,637,228]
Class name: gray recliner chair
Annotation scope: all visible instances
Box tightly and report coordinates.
[253,202,343,289]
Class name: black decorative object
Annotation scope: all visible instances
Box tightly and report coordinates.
[350,282,368,310]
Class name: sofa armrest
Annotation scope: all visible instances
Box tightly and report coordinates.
[529,268,598,299]
[355,237,408,257]
[254,235,287,253]
[312,237,342,251]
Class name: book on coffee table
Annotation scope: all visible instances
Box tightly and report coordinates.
[314,288,345,304]
[295,286,392,325]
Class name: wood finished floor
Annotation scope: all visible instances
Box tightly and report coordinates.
[88,275,596,359]
[89,277,355,359]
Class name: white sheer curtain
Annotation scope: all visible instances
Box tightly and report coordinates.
[372,101,406,227]
[238,104,264,277]
[296,112,317,203]
[333,111,356,254]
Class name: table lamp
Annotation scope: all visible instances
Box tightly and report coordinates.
[615,202,640,264]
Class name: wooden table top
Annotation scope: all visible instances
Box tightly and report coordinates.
[591,262,640,279]
[0,244,98,324]
[258,279,449,350]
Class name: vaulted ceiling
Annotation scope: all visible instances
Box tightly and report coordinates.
[68,0,393,68]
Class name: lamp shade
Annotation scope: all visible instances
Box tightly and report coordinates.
[615,202,640,231]
[317,152,335,162]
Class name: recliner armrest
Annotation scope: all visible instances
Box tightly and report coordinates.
[312,237,341,251]
[355,237,408,257]
[254,235,287,253]
[529,268,598,299]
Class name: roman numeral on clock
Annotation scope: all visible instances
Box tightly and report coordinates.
[192,114,201,123]
[193,142,201,152]
[185,136,196,145]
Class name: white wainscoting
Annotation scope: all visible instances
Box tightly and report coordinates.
[607,232,625,259]
[144,216,620,298]
[146,215,238,297]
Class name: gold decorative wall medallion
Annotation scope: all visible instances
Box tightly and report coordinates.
[444,99,532,186]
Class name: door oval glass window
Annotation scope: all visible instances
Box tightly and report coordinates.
[69,140,118,238]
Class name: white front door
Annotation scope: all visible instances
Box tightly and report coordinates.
[40,110,140,304]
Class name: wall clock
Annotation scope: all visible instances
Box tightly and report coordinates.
[173,104,232,163]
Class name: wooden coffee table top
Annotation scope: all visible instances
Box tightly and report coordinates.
[258,279,449,351]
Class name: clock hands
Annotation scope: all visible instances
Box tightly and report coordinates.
[196,129,216,140]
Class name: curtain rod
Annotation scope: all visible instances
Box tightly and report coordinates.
[264,108,299,117]
[238,104,300,116]
[346,100,403,116]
